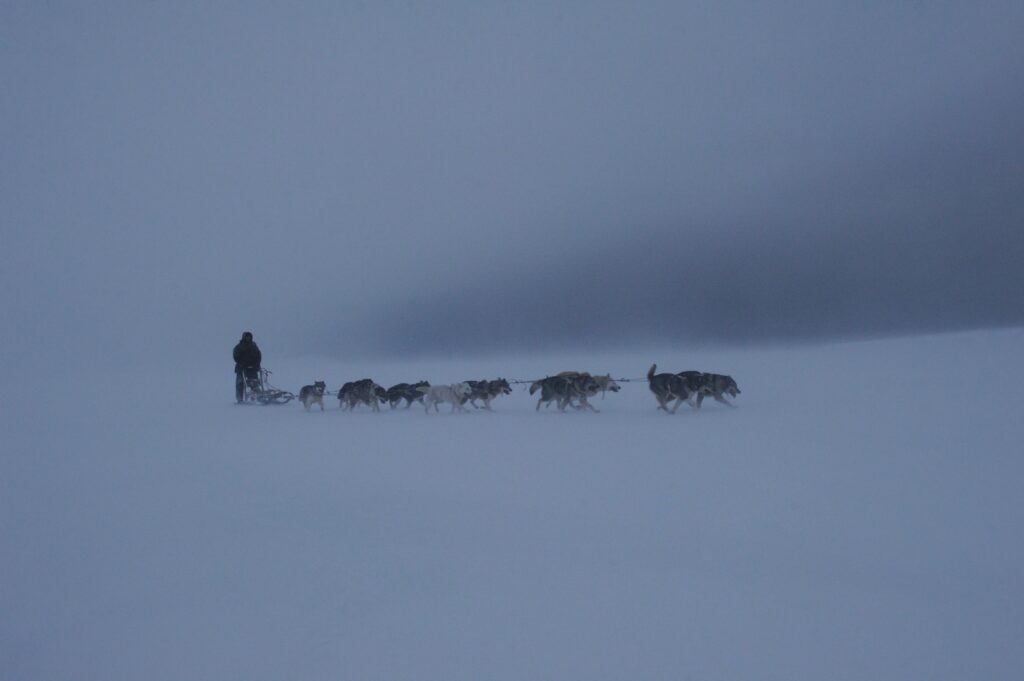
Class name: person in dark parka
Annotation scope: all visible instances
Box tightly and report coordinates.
[233,331,262,403]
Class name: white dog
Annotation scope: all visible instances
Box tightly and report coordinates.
[420,382,471,413]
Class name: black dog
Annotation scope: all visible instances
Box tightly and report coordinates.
[385,381,430,409]
[338,379,386,412]
[647,365,700,413]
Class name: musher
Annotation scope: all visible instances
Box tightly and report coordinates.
[233,331,262,403]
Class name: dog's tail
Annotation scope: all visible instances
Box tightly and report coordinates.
[529,380,541,395]
[647,364,657,381]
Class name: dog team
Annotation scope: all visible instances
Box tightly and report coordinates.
[296,378,512,413]
[296,368,739,414]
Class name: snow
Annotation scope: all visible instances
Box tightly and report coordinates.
[3,329,1023,680]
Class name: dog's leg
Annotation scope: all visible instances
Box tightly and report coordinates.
[713,395,736,407]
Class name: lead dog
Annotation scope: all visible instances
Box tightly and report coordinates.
[420,383,472,413]
[692,372,741,408]
[298,381,327,411]
[338,379,386,412]
[462,379,513,410]
[647,364,700,413]
[648,365,741,412]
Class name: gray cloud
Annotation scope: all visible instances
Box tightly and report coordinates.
[340,2,1024,354]
[2,2,1022,365]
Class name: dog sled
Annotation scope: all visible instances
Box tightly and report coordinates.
[241,367,295,405]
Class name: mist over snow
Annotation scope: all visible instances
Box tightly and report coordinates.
[3,3,1024,680]
[4,329,1024,680]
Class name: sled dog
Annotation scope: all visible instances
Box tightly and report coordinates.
[647,366,741,412]
[693,372,741,408]
[529,374,601,412]
[385,381,430,409]
[420,383,472,413]
[298,381,327,411]
[338,379,386,412]
[557,371,621,399]
[462,379,513,410]
[647,365,701,413]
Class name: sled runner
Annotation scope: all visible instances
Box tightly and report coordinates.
[241,367,295,405]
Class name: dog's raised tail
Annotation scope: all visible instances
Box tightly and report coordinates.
[647,364,657,381]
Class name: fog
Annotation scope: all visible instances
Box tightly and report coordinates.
[3,2,1022,365]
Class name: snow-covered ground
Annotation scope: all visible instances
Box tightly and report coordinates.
[3,329,1023,680]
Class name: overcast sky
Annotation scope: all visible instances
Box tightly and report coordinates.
[2,1,1022,365]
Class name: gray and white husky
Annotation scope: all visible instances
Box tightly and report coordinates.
[557,371,620,399]
[693,372,741,408]
[298,381,327,411]
[529,374,601,412]
[462,379,513,410]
